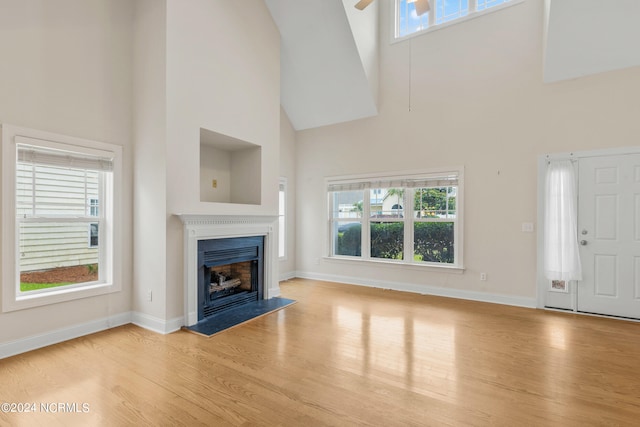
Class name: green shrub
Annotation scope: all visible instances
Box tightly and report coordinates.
[414,222,454,263]
[337,224,362,256]
[370,222,404,259]
[336,221,454,263]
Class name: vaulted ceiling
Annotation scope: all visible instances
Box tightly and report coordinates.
[266,0,640,130]
[264,0,378,131]
[543,0,640,83]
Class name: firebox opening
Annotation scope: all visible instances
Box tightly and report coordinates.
[198,236,264,321]
[209,261,253,296]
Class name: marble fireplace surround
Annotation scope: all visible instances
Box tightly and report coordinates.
[177,214,280,327]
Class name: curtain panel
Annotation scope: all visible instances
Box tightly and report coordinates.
[544,160,582,282]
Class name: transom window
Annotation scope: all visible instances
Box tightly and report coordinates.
[396,0,515,39]
[328,169,463,268]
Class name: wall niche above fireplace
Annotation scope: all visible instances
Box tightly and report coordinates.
[199,127,262,205]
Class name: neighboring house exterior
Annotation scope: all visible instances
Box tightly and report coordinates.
[371,188,403,216]
[338,187,456,219]
[338,188,403,218]
[17,161,99,273]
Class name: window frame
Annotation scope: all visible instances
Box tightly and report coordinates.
[327,168,464,270]
[2,124,123,312]
[278,177,287,260]
[393,0,524,42]
[329,188,365,258]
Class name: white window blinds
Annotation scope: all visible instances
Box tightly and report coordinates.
[16,137,114,172]
[327,172,458,192]
[15,137,112,218]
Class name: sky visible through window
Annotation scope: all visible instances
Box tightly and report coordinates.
[397,0,510,38]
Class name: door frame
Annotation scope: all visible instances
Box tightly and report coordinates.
[536,146,640,311]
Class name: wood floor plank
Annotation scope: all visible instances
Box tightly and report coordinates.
[2,278,640,426]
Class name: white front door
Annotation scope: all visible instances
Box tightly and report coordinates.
[577,154,640,319]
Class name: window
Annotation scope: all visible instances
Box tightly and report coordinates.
[413,186,457,263]
[88,197,99,249]
[330,189,363,257]
[89,198,99,217]
[89,223,99,248]
[278,178,287,259]
[2,125,122,312]
[328,169,463,268]
[395,0,516,39]
[370,187,404,260]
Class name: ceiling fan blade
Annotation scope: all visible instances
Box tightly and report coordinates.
[414,0,430,16]
[354,0,374,11]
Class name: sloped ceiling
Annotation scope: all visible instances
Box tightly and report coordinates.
[265,0,379,131]
[266,0,639,130]
[544,0,640,83]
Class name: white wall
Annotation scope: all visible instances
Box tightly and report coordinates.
[163,0,281,320]
[279,108,297,279]
[200,145,232,203]
[230,147,262,205]
[294,0,640,302]
[0,0,133,342]
[132,0,167,321]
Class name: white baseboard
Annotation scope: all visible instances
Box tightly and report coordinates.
[268,286,281,298]
[294,271,537,309]
[279,271,296,282]
[0,311,132,359]
[131,312,184,334]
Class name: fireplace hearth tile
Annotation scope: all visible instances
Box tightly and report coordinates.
[184,297,296,337]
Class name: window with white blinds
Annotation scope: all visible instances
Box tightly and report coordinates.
[15,140,115,293]
[327,169,463,267]
[2,126,122,311]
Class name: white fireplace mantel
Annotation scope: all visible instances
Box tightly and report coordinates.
[177,214,280,326]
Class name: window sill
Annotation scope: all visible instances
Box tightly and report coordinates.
[323,256,465,274]
[4,281,119,313]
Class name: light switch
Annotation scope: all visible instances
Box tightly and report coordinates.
[212,179,217,188]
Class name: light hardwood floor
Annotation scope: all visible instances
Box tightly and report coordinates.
[2,278,640,426]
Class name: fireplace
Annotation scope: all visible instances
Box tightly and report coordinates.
[178,214,280,327]
[198,236,264,320]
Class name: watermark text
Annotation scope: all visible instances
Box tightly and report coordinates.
[1,402,90,414]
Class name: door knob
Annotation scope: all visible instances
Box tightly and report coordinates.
[580,240,587,246]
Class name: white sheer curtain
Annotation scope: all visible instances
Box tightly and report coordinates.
[544,160,582,281]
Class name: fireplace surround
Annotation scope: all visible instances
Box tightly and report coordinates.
[178,215,279,327]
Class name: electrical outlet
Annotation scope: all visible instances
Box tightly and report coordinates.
[480,272,487,281]
[147,290,152,302]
